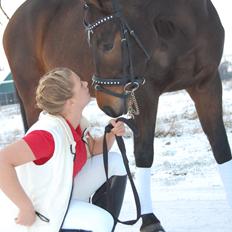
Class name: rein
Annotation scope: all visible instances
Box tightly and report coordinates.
[103,117,141,225]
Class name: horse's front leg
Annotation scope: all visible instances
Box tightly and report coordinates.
[133,92,165,232]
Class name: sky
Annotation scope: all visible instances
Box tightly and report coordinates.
[0,0,232,79]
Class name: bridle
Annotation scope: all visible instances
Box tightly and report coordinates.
[83,0,151,116]
[83,2,147,224]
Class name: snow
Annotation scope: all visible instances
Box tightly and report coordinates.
[0,80,232,231]
[0,0,232,231]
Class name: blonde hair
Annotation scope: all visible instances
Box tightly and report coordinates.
[36,67,74,115]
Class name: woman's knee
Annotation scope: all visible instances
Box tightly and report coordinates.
[62,200,114,232]
[94,208,114,231]
[108,152,126,176]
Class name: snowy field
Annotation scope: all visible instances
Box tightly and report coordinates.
[0,1,232,231]
[0,79,232,231]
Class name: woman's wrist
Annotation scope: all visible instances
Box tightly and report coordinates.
[18,198,34,212]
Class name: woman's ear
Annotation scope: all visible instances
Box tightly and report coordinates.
[63,98,73,112]
[67,98,75,106]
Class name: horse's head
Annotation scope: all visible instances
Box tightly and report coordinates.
[83,0,152,117]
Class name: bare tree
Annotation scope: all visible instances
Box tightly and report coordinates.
[0,0,10,21]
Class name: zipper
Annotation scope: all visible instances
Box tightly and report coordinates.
[70,144,77,161]
[58,177,74,230]
[59,148,76,230]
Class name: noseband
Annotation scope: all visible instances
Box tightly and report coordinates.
[83,0,150,115]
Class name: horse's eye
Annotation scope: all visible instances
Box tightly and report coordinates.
[102,43,113,52]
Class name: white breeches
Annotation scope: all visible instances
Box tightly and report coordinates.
[62,152,126,232]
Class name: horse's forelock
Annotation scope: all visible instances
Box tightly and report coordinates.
[97,0,104,8]
[96,0,113,12]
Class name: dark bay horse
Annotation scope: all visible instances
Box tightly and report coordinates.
[3,0,232,231]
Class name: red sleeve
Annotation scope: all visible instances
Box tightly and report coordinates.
[23,130,55,165]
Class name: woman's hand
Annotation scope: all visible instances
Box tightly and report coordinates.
[109,119,126,137]
[88,119,126,155]
[15,205,36,226]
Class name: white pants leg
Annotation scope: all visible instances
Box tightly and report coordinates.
[62,152,126,231]
[73,151,126,201]
[62,200,114,232]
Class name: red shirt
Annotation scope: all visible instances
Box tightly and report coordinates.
[23,121,87,177]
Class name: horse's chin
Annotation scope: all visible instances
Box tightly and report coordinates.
[102,106,124,118]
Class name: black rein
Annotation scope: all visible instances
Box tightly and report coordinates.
[103,117,141,225]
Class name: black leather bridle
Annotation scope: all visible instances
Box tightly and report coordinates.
[83,0,151,100]
[82,1,150,225]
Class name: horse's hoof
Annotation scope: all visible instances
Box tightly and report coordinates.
[140,222,166,232]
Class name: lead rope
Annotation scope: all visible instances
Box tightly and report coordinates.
[103,117,141,225]
[127,91,140,118]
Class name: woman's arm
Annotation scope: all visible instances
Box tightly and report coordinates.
[88,120,125,155]
[0,139,36,225]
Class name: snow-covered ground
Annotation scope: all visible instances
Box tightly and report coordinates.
[0,79,232,231]
[0,1,232,230]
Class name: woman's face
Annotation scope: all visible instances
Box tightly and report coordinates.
[70,72,91,110]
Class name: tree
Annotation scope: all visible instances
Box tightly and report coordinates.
[0,0,10,23]
[219,60,232,80]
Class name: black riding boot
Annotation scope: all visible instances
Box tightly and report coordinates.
[91,175,127,230]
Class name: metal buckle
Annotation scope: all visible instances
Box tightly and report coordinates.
[124,81,139,93]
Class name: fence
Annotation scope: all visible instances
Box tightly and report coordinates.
[0,79,19,106]
[0,92,18,105]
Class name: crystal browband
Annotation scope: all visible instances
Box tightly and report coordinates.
[92,75,145,86]
[92,76,127,86]
[87,15,114,32]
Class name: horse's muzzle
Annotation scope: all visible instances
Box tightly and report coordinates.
[102,106,124,118]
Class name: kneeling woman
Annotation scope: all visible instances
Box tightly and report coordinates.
[0,67,127,232]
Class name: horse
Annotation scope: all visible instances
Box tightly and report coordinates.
[3,0,232,231]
